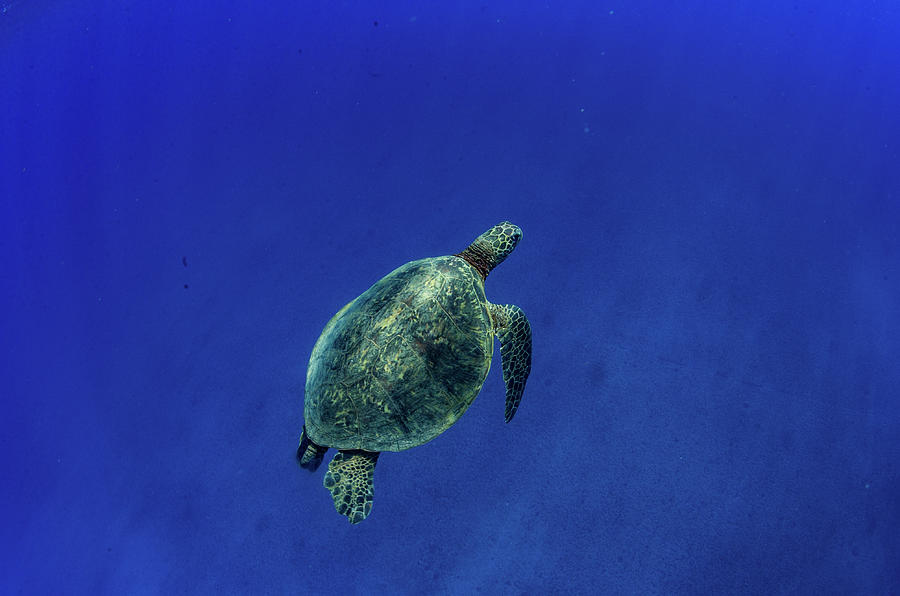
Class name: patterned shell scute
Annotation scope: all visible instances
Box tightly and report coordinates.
[305,256,493,452]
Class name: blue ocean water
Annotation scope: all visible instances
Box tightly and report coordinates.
[2,1,899,593]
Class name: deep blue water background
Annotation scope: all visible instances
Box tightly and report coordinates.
[3,1,899,593]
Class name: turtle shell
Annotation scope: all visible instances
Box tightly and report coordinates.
[304,256,494,452]
[304,256,494,451]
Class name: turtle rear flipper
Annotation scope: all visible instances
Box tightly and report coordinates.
[324,450,380,524]
[297,426,328,471]
[490,303,533,423]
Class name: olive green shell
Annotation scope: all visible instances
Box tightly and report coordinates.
[304,256,494,452]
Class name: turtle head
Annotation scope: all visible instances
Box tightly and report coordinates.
[455,221,522,280]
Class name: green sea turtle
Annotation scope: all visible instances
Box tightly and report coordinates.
[296,221,532,523]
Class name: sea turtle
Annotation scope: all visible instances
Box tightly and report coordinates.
[296,221,532,523]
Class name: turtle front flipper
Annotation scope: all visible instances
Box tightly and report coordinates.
[490,303,533,423]
[324,450,380,524]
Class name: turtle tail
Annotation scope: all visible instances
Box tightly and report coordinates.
[297,425,328,472]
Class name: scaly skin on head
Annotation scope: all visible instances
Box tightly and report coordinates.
[455,221,522,279]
